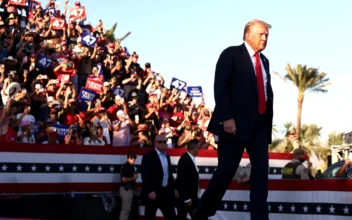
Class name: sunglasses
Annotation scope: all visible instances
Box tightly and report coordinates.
[157,140,167,144]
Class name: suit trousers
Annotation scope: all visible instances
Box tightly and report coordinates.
[119,187,133,220]
[144,188,176,220]
[176,198,198,220]
[195,113,269,220]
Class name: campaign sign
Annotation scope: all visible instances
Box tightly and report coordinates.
[54,124,70,141]
[51,17,66,30]
[85,78,103,94]
[114,88,124,97]
[37,54,52,69]
[187,86,203,97]
[81,33,97,47]
[78,88,96,102]
[9,0,26,6]
[170,77,187,91]
[70,7,87,19]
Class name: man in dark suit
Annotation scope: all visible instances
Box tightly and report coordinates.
[176,139,200,220]
[140,134,179,220]
[193,19,274,220]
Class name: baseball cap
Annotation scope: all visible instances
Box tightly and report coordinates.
[47,96,55,102]
[115,95,121,101]
[103,82,110,87]
[35,84,43,90]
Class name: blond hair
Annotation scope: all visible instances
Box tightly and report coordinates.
[243,19,272,40]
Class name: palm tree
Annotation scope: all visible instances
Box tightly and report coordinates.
[277,64,330,140]
[328,131,344,145]
[300,124,322,146]
[105,22,131,43]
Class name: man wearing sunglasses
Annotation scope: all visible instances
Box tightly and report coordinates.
[140,134,179,220]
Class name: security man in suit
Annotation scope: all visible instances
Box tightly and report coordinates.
[282,148,310,180]
[119,152,138,220]
[140,134,179,220]
[176,139,200,220]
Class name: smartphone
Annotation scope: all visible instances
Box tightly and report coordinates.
[51,79,59,84]
[39,88,45,93]
[31,63,35,67]
[22,88,27,94]
[41,75,48,79]
[27,106,31,111]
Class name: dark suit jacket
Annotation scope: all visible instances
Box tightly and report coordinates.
[207,43,274,143]
[140,148,176,201]
[176,152,199,203]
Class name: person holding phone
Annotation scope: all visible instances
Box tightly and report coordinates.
[112,110,132,147]
[65,124,83,145]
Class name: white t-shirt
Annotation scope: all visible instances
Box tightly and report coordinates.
[17,131,35,143]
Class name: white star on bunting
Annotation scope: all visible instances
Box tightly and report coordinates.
[273,169,277,173]
[243,204,248,210]
[278,205,283,212]
[329,205,335,213]
[233,203,237,210]
[59,165,64,172]
[223,203,228,209]
[98,166,103,172]
[2,164,8,171]
[17,165,22,171]
[290,205,296,212]
[343,206,349,214]
[316,205,322,213]
[31,165,37,172]
[268,205,271,211]
[72,166,78,172]
[205,167,209,173]
[45,165,51,172]
[109,166,115,172]
[85,166,90,172]
[303,205,308,213]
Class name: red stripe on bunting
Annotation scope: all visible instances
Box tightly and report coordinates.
[0,142,293,159]
[199,179,352,191]
[1,180,352,194]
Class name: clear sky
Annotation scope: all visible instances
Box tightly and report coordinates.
[60,0,352,140]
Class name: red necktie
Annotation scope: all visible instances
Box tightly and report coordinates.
[254,53,266,114]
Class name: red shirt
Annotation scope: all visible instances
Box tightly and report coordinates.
[61,112,79,125]
[170,112,184,129]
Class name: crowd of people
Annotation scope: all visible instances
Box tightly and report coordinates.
[0,0,217,149]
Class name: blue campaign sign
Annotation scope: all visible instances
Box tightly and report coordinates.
[37,54,52,68]
[78,88,97,102]
[114,88,124,97]
[54,124,70,141]
[187,86,203,97]
[81,33,97,46]
[170,77,187,91]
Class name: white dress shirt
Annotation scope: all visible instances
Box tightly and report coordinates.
[244,41,268,100]
[155,148,169,187]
